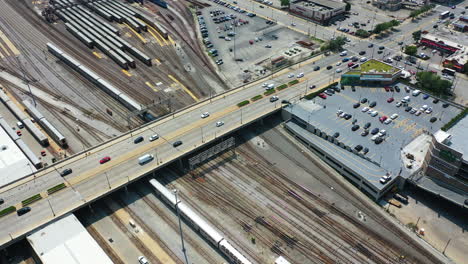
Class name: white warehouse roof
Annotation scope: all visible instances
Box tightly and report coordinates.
[27,214,113,264]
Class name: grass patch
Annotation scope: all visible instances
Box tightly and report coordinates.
[277,84,287,90]
[0,206,16,218]
[360,59,398,73]
[251,95,263,101]
[47,183,67,195]
[22,194,42,207]
[310,36,324,43]
[237,100,250,107]
[441,108,467,132]
[264,89,275,95]
[288,80,299,86]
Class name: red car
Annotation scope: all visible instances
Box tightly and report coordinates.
[99,156,111,164]
[379,116,388,122]
[16,130,22,136]
[387,97,394,103]
[40,150,46,157]
[384,86,390,92]
[318,93,327,99]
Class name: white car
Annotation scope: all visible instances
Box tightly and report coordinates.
[360,57,367,62]
[149,134,159,141]
[415,110,422,116]
[336,62,342,66]
[339,112,347,118]
[371,135,379,141]
[425,107,433,114]
[380,175,391,184]
[384,119,392,124]
[421,104,428,110]
[370,111,378,117]
[336,69,342,73]
[340,51,348,56]
[378,130,386,137]
[262,83,268,87]
[291,22,296,26]
[390,113,399,119]
[216,121,224,127]
[288,74,294,78]
[337,110,343,115]
[225,37,232,41]
[396,102,402,107]
[412,89,421,96]
[361,107,369,112]
[297,72,304,78]
[138,256,149,264]
[201,112,210,118]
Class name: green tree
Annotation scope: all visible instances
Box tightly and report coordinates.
[320,36,346,52]
[355,29,370,38]
[412,30,421,43]
[405,45,417,56]
[463,62,468,74]
[345,2,351,11]
[416,71,452,96]
[280,0,290,6]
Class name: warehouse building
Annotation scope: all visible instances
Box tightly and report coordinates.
[289,0,346,25]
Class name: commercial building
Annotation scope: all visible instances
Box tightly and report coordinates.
[27,214,113,264]
[452,16,468,32]
[420,34,462,55]
[340,59,402,86]
[289,0,346,25]
[415,117,468,207]
[443,48,468,72]
[372,0,402,11]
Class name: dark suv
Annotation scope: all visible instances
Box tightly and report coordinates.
[134,136,144,144]
[17,207,31,216]
[173,141,183,147]
[60,168,73,177]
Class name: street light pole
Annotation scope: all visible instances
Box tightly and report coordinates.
[174,189,189,264]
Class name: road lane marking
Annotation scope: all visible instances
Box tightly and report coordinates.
[168,74,199,101]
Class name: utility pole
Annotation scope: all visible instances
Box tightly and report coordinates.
[105,172,111,189]
[443,239,451,255]
[47,197,55,217]
[174,189,189,264]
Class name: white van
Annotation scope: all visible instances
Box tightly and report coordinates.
[412,89,421,96]
[138,154,154,165]
[402,96,410,103]
[340,51,348,56]
[266,83,275,90]
[17,121,24,129]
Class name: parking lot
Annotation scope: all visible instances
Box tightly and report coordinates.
[308,84,462,173]
[200,0,311,86]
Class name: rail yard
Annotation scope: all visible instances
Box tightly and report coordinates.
[0,0,465,264]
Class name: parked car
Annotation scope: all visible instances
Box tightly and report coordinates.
[369,101,377,108]
[354,145,363,151]
[375,137,384,144]
[384,119,392,124]
[361,130,369,136]
[433,99,439,104]
[371,128,380,135]
[270,96,279,102]
[405,106,412,112]
[379,116,388,123]
[353,103,360,108]
[318,93,327,99]
[430,117,437,123]
[396,102,402,107]
[17,207,31,216]
[361,107,369,112]
[364,122,371,129]
[313,66,320,71]
[442,103,449,108]
[333,132,340,138]
[370,111,378,117]
[351,125,360,131]
[423,94,430,100]
[387,97,394,103]
[360,98,368,103]
[390,113,399,119]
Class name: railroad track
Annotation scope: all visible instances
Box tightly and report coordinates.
[132,183,220,264]
[83,220,126,264]
[260,128,436,264]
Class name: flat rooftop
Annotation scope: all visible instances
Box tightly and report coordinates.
[446,115,468,158]
[0,126,35,186]
[27,214,113,264]
[411,175,467,207]
[292,0,345,11]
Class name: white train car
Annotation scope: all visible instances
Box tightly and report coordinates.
[275,256,292,264]
[177,203,224,246]
[219,240,253,264]
[149,179,179,208]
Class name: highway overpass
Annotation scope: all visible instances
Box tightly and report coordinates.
[0,53,341,248]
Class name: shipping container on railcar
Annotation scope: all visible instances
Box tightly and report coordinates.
[177,203,225,246]
[64,23,94,48]
[219,240,253,264]
[127,46,152,66]
[149,179,179,208]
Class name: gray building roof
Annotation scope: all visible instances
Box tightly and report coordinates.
[446,116,468,160]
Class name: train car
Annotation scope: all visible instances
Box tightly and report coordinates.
[125,17,142,33]
[39,118,67,147]
[114,36,132,50]
[114,48,136,68]
[275,256,292,264]
[108,49,129,70]
[133,18,148,32]
[149,179,179,208]
[149,0,168,9]
[177,203,224,246]
[22,118,49,146]
[67,21,99,46]
[72,7,120,36]
[136,12,168,39]
[95,2,123,23]
[93,38,111,53]
[77,65,101,85]
[22,100,44,121]
[88,3,114,21]
[105,0,137,16]
[65,23,94,48]
[16,140,43,169]
[219,240,253,264]
[47,42,64,58]
[118,93,143,112]
[0,116,20,141]
[96,78,123,99]
[105,35,125,50]
[127,46,152,66]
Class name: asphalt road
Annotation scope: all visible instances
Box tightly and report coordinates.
[0,51,344,247]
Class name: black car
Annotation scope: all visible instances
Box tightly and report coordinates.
[369,101,377,108]
[351,57,359,62]
[379,46,385,50]
[281,100,290,104]
[371,128,379,135]
[405,106,412,112]
[359,51,366,55]
[442,103,449,108]
[354,145,363,151]
[361,130,369,136]
[344,114,352,120]
[377,50,383,54]
[309,85,316,89]
[351,125,360,131]
[433,24,438,29]
[433,99,439,104]
[361,98,368,103]
[368,44,374,48]
[333,132,340,138]
[134,136,144,144]
[430,117,437,123]
[60,168,73,177]
[326,65,333,70]
[173,140,183,147]
[327,89,335,94]
[0,198,3,205]
[17,207,31,216]
[394,86,400,92]
[363,147,369,154]
[364,122,371,129]
[353,102,360,108]
[313,66,320,71]
[375,137,383,144]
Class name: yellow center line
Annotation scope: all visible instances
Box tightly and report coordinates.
[168,74,199,102]
[124,24,147,44]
